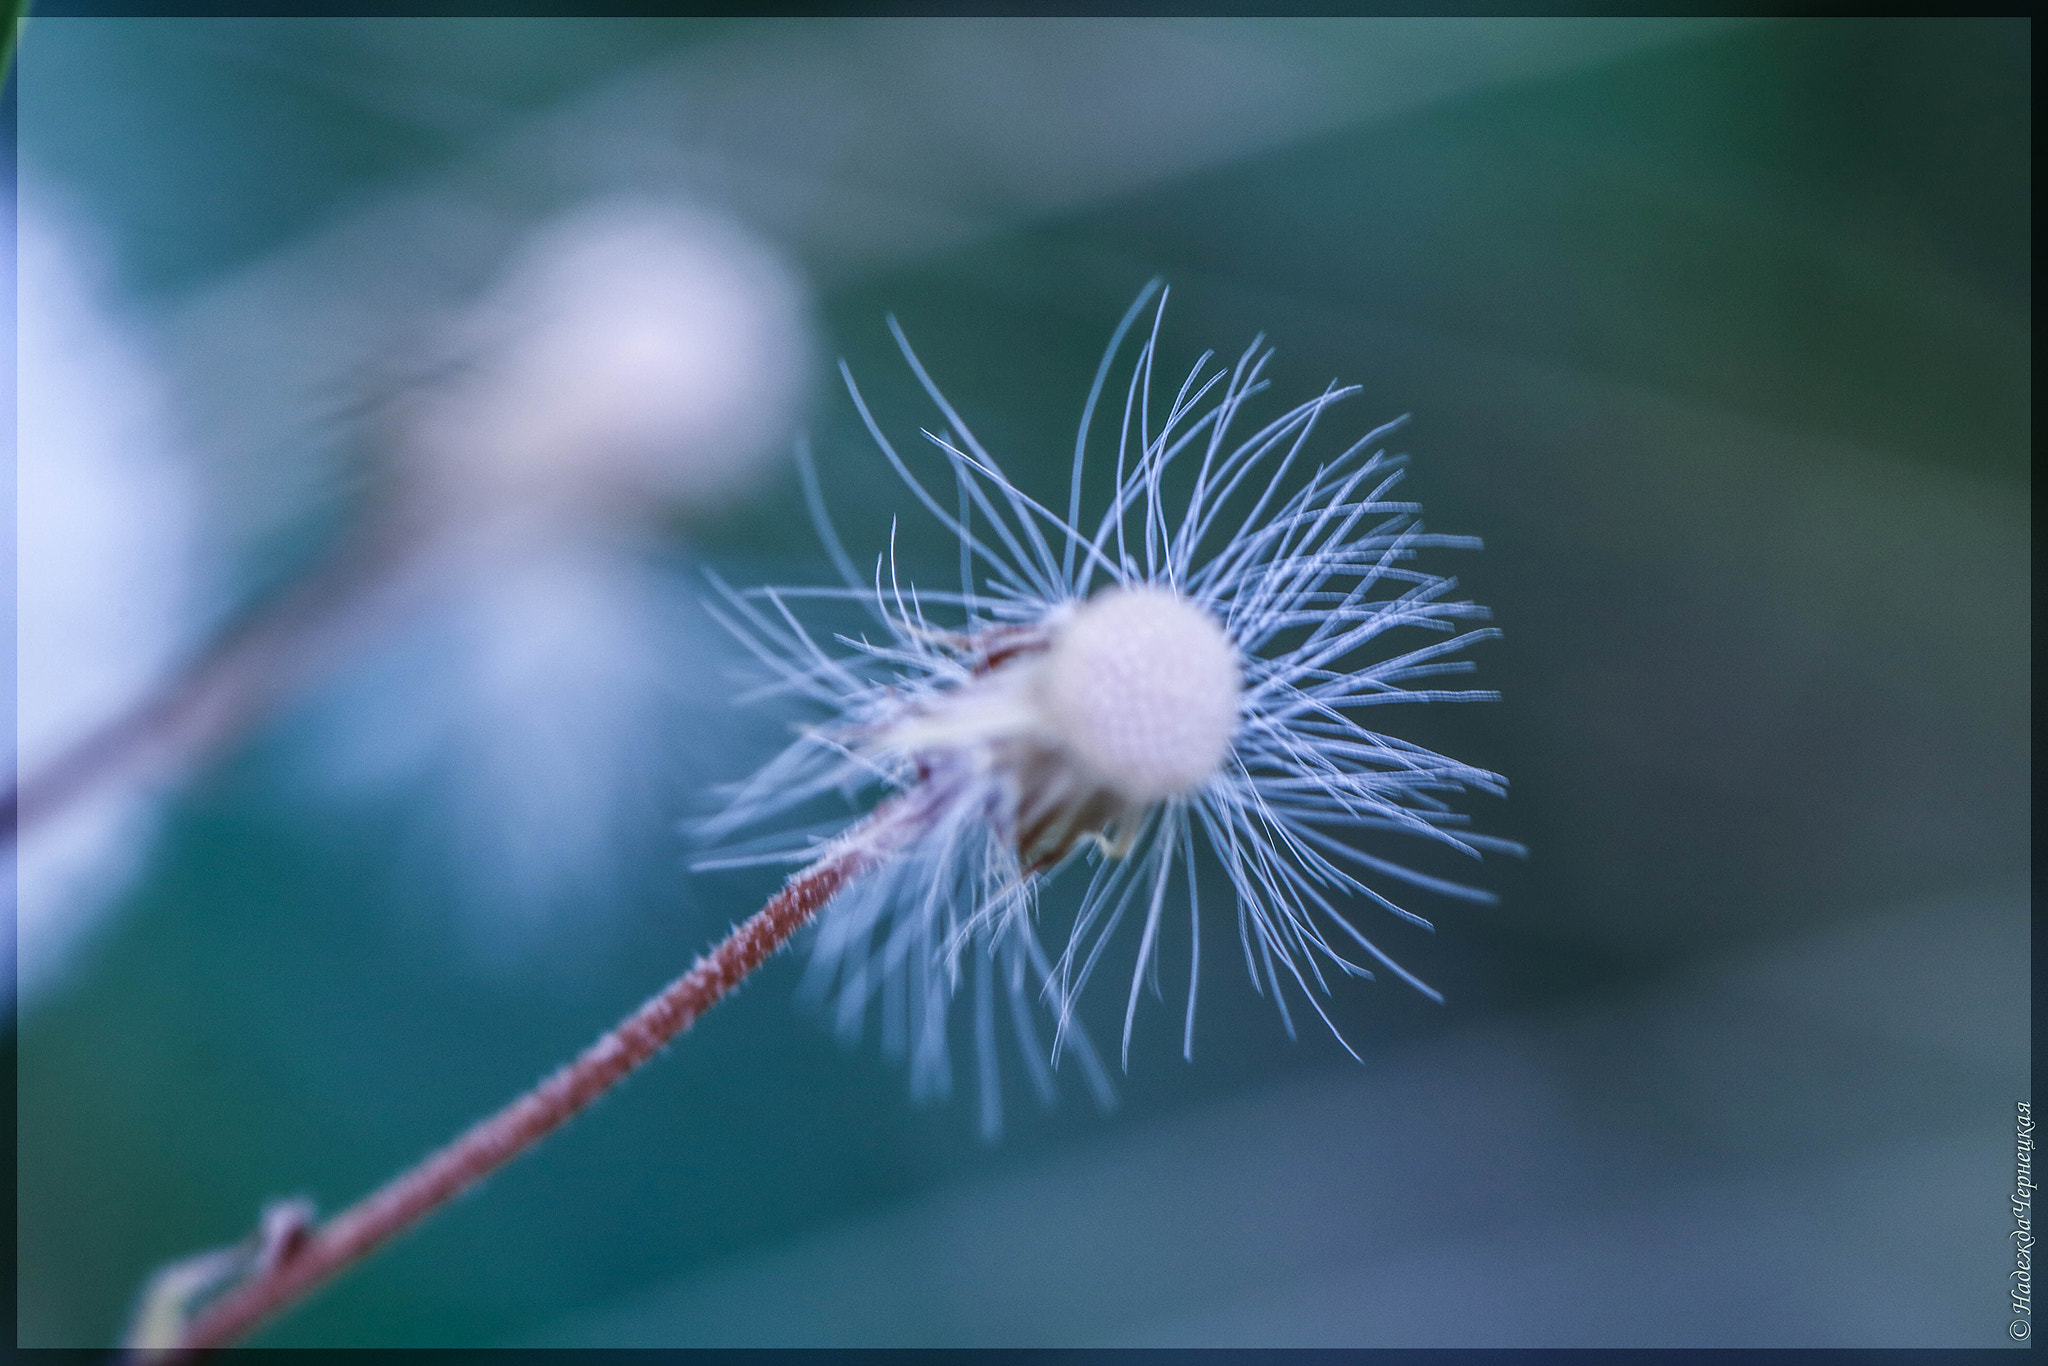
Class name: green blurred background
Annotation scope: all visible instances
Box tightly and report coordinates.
[14,18,2029,1347]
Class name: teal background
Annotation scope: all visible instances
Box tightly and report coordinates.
[15,19,2030,1347]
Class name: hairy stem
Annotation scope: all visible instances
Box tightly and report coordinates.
[144,799,914,1358]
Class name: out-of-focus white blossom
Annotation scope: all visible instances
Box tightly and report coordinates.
[399,198,813,528]
[11,193,816,971]
[308,540,704,949]
[303,199,815,948]
[13,189,203,1005]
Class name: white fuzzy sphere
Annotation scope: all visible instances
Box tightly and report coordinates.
[1040,585,1240,804]
[407,199,811,517]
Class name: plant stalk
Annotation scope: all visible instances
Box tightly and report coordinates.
[145,799,912,1358]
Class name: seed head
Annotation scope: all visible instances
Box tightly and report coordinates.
[705,282,1514,1135]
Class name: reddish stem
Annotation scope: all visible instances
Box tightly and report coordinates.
[150,800,912,1358]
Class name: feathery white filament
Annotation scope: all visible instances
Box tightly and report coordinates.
[1040,586,1239,804]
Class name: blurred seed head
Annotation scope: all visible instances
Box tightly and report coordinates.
[399,198,813,529]
[13,187,204,1005]
[302,199,816,953]
[310,542,688,952]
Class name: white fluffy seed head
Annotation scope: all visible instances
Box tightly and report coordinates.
[1038,585,1240,804]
